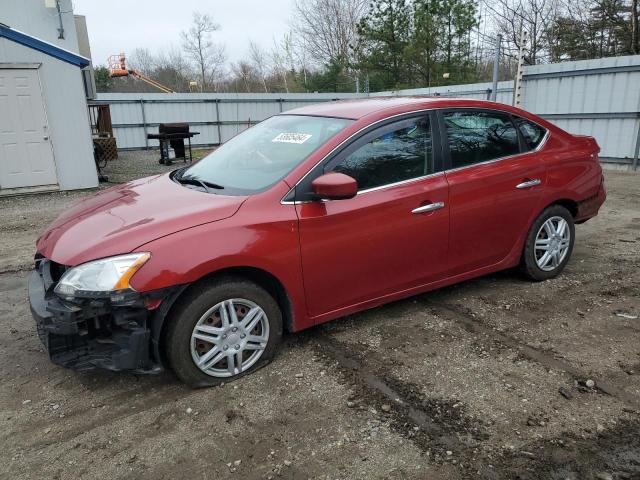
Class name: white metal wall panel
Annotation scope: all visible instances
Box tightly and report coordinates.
[143,101,215,124]
[522,55,640,163]
[111,126,146,149]
[2,0,81,54]
[220,124,251,143]
[373,81,515,104]
[107,101,143,125]
[96,93,363,148]
[546,117,638,160]
[0,38,98,190]
[96,56,640,165]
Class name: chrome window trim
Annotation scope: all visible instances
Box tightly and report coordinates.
[280,106,549,206]
[512,115,550,149]
[280,109,436,205]
[443,129,549,175]
[440,108,550,174]
[356,171,444,195]
[281,170,445,205]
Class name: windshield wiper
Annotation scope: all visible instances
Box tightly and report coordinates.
[174,170,224,192]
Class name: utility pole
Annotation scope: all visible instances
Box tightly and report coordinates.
[491,33,502,102]
[513,28,528,107]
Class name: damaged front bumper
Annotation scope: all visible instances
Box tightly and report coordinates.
[28,257,181,373]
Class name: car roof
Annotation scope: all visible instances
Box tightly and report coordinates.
[282,96,506,120]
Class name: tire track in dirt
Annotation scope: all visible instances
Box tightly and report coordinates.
[312,334,489,474]
[427,301,640,410]
[11,382,191,449]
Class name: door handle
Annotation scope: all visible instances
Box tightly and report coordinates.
[412,201,445,214]
[516,179,541,189]
[43,136,49,141]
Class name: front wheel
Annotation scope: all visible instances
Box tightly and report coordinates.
[164,277,283,388]
[521,205,575,281]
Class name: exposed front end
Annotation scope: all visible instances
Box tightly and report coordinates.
[28,254,178,373]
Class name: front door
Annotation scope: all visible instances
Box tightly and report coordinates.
[296,114,450,318]
[0,68,58,189]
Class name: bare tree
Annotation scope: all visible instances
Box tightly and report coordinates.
[128,47,155,75]
[292,0,367,67]
[155,45,195,92]
[294,36,310,88]
[248,40,270,92]
[231,61,255,92]
[485,0,559,64]
[206,46,228,92]
[181,12,226,91]
[271,35,293,93]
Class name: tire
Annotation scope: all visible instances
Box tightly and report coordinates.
[521,204,575,281]
[164,277,283,388]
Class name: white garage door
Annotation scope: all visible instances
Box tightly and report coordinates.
[0,68,58,189]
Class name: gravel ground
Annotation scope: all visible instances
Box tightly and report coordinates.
[0,150,210,272]
[0,153,639,479]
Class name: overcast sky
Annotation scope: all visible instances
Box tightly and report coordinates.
[73,0,294,66]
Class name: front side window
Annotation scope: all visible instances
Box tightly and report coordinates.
[515,117,547,150]
[181,115,353,195]
[443,110,520,168]
[332,117,433,191]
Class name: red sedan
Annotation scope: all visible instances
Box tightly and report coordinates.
[29,97,606,387]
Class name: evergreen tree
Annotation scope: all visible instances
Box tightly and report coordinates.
[94,66,112,93]
[407,0,443,86]
[357,0,412,89]
[547,0,638,61]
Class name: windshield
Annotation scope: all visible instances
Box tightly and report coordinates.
[178,115,353,195]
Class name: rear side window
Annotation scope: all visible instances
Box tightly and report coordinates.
[331,117,433,191]
[443,110,520,168]
[515,117,547,150]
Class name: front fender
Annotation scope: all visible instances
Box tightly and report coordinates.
[129,207,310,330]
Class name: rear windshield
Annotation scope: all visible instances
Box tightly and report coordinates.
[180,115,353,195]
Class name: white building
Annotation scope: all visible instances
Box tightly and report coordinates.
[0,0,98,194]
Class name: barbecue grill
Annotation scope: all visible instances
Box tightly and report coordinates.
[147,123,200,165]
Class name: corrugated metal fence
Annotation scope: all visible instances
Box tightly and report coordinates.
[520,56,640,167]
[93,92,359,149]
[94,55,640,169]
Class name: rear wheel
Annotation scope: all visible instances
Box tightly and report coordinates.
[165,277,282,388]
[521,205,575,281]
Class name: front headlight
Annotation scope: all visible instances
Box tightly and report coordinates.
[54,253,151,298]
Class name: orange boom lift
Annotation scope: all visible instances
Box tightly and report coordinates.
[107,53,175,93]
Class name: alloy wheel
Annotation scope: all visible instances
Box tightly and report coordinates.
[190,298,269,378]
[534,216,571,272]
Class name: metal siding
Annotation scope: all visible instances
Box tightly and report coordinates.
[97,93,360,148]
[0,38,98,190]
[2,0,81,53]
[111,126,146,149]
[96,56,640,165]
[522,55,640,163]
[0,25,89,67]
[373,81,514,103]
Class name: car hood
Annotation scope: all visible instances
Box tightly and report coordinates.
[37,173,246,266]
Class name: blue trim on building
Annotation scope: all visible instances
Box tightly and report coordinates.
[0,24,90,68]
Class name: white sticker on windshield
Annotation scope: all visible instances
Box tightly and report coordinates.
[272,132,312,144]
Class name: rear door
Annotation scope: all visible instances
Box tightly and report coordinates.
[0,68,58,189]
[295,113,450,318]
[439,109,547,275]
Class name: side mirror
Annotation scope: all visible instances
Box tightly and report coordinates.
[311,172,357,200]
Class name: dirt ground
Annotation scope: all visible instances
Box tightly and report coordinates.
[0,152,639,480]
